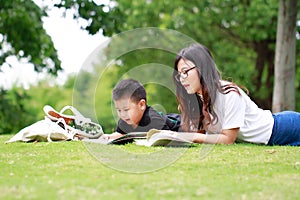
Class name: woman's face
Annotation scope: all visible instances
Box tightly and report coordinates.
[177,59,202,94]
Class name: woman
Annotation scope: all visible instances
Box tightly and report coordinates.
[173,43,300,146]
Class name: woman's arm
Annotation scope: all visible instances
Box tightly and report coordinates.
[189,128,239,144]
[147,128,239,145]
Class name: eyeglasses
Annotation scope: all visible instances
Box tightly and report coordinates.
[175,66,196,82]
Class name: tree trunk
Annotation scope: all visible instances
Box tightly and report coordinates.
[272,0,298,112]
[253,40,275,110]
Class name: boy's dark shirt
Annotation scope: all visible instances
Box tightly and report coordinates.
[116,106,179,134]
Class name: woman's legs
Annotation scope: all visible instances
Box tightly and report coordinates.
[268,111,300,146]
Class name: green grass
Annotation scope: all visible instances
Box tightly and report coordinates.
[0,134,299,200]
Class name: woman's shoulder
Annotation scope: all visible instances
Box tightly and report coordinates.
[219,80,248,96]
[220,80,231,85]
[215,81,248,106]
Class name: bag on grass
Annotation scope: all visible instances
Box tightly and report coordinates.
[5,105,104,143]
[43,105,104,139]
[5,118,75,143]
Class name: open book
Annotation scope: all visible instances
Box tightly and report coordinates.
[82,129,197,147]
[108,132,147,145]
[135,129,196,147]
[81,132,147,145]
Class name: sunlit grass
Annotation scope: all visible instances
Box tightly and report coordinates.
[0,135,299,200]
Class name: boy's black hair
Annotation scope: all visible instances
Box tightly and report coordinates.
[112,79,147,103]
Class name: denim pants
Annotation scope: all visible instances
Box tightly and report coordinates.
[268,111,300,146]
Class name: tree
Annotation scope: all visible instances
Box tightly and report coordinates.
[0,87,34,133]
[0,0,62,74]
[54,0,300,110]
[272,0,298,112]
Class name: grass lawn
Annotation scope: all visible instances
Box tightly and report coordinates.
[0,134,299,200]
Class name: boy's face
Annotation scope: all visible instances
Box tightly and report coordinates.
[114,97,146,128]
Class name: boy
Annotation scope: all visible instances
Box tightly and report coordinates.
[103,79,180,140]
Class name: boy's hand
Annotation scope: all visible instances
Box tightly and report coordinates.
[100,134,111,140]
[101,132,124,140]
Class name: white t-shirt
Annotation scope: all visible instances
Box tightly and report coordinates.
[206,81,274,144]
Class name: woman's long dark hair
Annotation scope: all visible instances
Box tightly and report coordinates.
[173,43,240,132]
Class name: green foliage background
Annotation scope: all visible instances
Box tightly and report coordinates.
[0,0,300,134]
[0,0,61,74]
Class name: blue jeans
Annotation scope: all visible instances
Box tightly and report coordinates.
[268,111,300,146]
